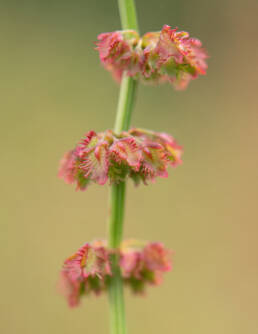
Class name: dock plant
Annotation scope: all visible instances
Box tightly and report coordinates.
[58,1,207,333]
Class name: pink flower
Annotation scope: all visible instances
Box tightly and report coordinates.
[120,241,172,293]
[143,242,171,275]
[150,25,208,89]
[96,30,141,81]
[110,137,141,171]
[129,128,182,183]
[96,25,208,89]
[59,240,172,306]
[58,150,77,185]
[58,128,182,190]
[120,250,143,279]
[58,131,110,190]
[59,241,111,307]
[58,272,81,307]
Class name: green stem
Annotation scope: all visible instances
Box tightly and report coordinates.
[114,73,138,134]
[118,0,139,31]
[108,1,139,334]
[108,182,126,249]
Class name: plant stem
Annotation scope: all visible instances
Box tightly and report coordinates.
[108,182,126,249]
[114,73,138,134]
[118,0,139,31]
[108,1,139,333]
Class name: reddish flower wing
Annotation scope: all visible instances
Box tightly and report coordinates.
[120,241,172,292]
[120,250,143,279]
[156,132,183,166]
[79,132,109,186]
[58,150,77,184]
[96,32,120,60]
[58,272,81,307]
[83,143,109,185]
[157,25,208,88]
[180,36,208,75]
[96,30,140,82]
[154,25,184,65]
[141,142,169,180]
[63,243,90,280]
[58,243,90,307]
[143,242,172,272]
[110,137,142,170]
[87,245,112,277]
[59,242,112,307]
[128,128,183,182]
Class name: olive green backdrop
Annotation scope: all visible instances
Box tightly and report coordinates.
[1,0,258,333]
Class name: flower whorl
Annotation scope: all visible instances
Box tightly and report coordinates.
[96,25,208,90]
[58,128,182,190]
[59,240,172,307]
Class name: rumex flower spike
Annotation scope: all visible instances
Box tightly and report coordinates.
[58,128,182,190]
[96,25,208,89]
[58,0,203,331]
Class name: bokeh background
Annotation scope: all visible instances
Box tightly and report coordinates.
[1,0,258,333]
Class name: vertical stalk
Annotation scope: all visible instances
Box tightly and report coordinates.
[108,1,139,334]
[118,0,139,31]
[114,74,138,134]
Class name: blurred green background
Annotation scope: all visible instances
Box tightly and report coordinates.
[1,0,258,333]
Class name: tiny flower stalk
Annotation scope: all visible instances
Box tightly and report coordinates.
[58,0,208,332]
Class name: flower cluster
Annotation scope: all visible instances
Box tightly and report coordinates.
[120,241,172,293]
[59,241,111,307]
[96,30,140,81]
[59,240,172,307]
[96,25,208,90]
[58,128,182,190]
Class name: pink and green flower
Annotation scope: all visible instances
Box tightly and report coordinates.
[96,25,208,89]
[58,128,182,190]
[59,240,172,307]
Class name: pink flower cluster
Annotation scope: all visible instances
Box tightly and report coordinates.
[96,30,140,81]
[96,25,208,90]
[59,241,111,307]
[59,240,172,307]
[58,128,182,190]
[120,241,172,293]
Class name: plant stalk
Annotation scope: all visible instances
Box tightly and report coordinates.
[108,0,139,333]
